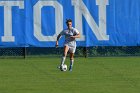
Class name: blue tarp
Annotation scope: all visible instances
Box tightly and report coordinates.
[0,0,140,47]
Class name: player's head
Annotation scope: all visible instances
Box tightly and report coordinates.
[66,19,72,29]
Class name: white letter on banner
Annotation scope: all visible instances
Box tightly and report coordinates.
[72,0,109,40]
[34,1,63,41]
[0,1,24,42]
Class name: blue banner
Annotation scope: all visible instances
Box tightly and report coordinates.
[0,0,140,47]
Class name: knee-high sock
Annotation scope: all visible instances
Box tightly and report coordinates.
[61,57,66,66]
[70,59,74,67]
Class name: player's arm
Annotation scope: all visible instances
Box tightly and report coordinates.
[74,33,80,38]
[56,34,61,47]
[71,32,80,39]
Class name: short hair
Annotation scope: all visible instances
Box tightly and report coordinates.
[66,19,72,24]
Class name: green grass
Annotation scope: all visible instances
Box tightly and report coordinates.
[0,57,140,93]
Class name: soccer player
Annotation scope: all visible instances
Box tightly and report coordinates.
[55,19,80,71]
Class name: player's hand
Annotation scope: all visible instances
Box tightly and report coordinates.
[55,41,59,48]
[70,36,76,39]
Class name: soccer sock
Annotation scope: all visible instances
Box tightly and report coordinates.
[70,59,74,67]
[61,56,66,66]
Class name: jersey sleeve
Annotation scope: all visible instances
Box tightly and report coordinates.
[74,28,80,35]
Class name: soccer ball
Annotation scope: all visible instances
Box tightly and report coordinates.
[61,64,67,71]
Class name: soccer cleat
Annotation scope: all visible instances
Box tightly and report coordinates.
[69,66,73,71]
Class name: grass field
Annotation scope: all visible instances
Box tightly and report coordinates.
[0,57,140,93]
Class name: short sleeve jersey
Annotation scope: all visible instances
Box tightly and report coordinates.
[60,27,79,47]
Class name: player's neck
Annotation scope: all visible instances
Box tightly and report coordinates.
[68,27,72,30]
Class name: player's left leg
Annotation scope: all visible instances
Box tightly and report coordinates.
[69,47,76,71]
[69,53,74,71]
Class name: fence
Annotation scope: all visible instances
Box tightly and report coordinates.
[0,46,140,58]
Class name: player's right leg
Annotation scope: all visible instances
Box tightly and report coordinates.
[58,45,69,68]
[63,45,69,57]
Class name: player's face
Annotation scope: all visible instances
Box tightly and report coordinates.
[67,22,72,29]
